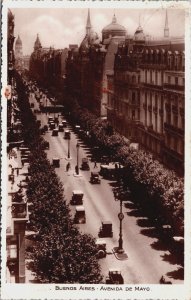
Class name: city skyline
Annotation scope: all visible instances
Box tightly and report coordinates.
[12,8,185,55]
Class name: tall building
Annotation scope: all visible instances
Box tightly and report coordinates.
[66,10,127,117]
[15,35,23,69]
[107,10,184,174]
[7,9,15,84]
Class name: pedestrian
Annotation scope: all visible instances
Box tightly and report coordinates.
[94,161,98,168]
[16,168,19,176]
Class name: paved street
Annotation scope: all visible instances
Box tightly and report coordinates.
[29,92,183,284]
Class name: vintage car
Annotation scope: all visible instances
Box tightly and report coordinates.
[70,190,84,205]
[58,124,64,132]
[90,171,101,184]
[64,130,71,139]
[95,239,107,259]
[52,158,60,168]
[105,269,124,284]
[48,116,54,124]
[81,158,90,171]
[98,221,113,238]
[62,120,67,127]
[74,206,86,224]
[49,122,56,130]
[52,128,59,136]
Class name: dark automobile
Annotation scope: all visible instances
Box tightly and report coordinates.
[81,158,90,171]
[105,269,124,284]
[90,171,101,184]
[98,221,113,238]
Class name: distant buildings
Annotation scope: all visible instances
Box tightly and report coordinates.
[7,9,15,84]
[29,34,68,92]
[28,9,185,173]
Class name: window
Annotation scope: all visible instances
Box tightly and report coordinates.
[155,71,158,85]
[145,70,147,83]
[132,92,136,103]
[132,110,135,120]
[175,77,178,86]
[150,70,153,83]
[168,76,171,84]
[173,114,178,127]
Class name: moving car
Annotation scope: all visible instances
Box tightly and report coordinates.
[70,190,84,205]
[81,157,90,171]
[90,171,101,184]
[95,239,107,258]
[74,206,86,224]
[105,269,124,284]
[52,128,59,136]
[64,130,71,139]
[52,158,60,168]
[98,221,113,238]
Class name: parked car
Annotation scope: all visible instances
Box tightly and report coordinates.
[52,158,60,168]
[105,269,124,284]
[95,239,107,258]
[98,221,113,238]
[81,158,90,171]
[70,190,84,205]
[90,171,101,184]
[74,206,86,224]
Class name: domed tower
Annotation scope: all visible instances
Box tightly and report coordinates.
[133,24,145,52]
[34,34,42,51]
[102,14,126,41]
[15,35,23,59]
[80,9,100,53]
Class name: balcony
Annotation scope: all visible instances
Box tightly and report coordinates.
[163,83,184,93]
[163,145,183,162]
[164,122,184,137]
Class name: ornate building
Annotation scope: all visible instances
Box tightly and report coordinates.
[66,10,127,117]
[7,9,15,84]
[15,35,24,69]
[107,10,184,174]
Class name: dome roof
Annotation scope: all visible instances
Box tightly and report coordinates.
[102,14,126,36]
[15,35,22,45]
[134,25,145,41]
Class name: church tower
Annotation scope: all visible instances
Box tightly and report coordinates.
[164,9,169,38]
[15,35,23,59]
[86,9,92,36]
[34,34,42,51]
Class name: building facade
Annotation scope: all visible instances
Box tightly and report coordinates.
[107,11,184,173]
[15,35,24,70]
[7,9,15,84]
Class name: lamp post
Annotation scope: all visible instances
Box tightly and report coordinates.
[76,142,80,175]
[114,188,124,254]
[67,135,71,159]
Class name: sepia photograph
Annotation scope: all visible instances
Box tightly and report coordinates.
[1,0,191,299]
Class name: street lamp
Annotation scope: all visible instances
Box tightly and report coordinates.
[67,135,71,159]
[114,187,125,254]
[76,142,80,175]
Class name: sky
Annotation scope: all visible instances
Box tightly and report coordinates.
[11,7,185,55]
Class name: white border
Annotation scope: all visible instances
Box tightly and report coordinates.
[1,1,191,299]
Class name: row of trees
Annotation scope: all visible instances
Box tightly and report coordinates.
[15,74,102,283]
[65,96,184,234]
